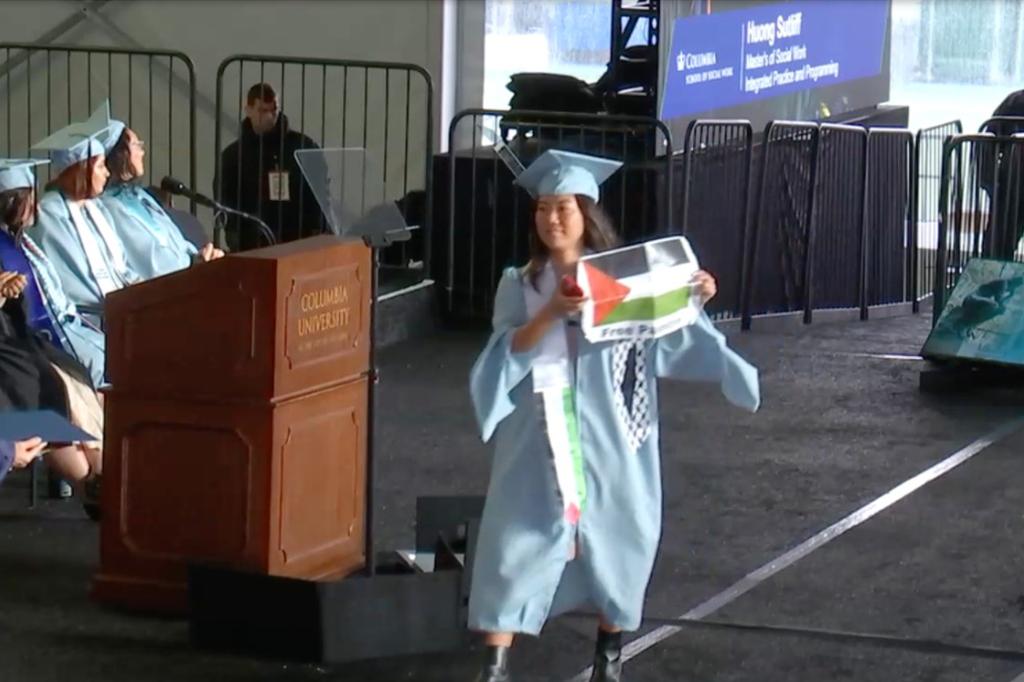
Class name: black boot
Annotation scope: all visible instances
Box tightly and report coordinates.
[589,629,623,682]
[473,645,511,682]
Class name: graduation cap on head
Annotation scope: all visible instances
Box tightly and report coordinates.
[103,117,127,155]
[96,99,127,154]
[0,158,49,193]
[514,149,623,202]
[0,410,97,443]
[31,101,120,175]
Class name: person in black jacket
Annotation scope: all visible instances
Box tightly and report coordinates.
[978,89,1024,260]
[0,345,47,487]
[215,82,326,251]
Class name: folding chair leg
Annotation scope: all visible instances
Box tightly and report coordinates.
[29,458,40,508]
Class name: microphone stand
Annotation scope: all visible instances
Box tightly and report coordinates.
[211,204,277,249]
[358,225,411,579]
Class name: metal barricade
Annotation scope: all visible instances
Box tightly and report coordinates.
[679,119,753,320]
[979,116,1024,134]
[0,42,197,197]
[935,133,1024,322]
[741,121,820,329]
[914,120,962,307]
[214,55,433,286]
[811,123,869,317]
[441,108,673,321]
[864,128,915,315]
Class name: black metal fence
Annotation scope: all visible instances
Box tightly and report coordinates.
[978,116,1024,135]
[437,114,926,329]
[934,133,1024,321]
[438,108,673,320]
[679,120,753,320]
[811,124,869,316]
[213,54,433,285]
[1,43,993,333]
[737,121,922,330]
[742,121,820,328]
[865,129,915,313]
[915,120,963,307]
[0,42,197,196]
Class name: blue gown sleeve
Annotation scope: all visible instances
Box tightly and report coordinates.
[654,310,761,412]
[0,440,14,485]
[33,201,100,310]
[468,267,540,442]
[102,193,195,280]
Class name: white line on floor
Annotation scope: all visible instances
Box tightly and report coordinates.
[855,353,925,361]
[567,417,1024,681]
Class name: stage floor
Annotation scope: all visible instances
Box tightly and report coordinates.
[3,311,1024,682]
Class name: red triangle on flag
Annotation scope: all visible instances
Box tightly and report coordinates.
[583,262,631,325]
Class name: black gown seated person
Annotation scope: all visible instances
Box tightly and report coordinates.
[0,195,104,517]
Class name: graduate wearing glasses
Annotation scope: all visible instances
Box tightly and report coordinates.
[100,116,223,280]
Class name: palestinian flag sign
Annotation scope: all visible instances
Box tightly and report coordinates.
[577,236,702,343]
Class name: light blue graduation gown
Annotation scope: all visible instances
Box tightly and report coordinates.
[468,267,760,635]
[34,190,142,322]
[12,229,107,388]
[100,184,198,280]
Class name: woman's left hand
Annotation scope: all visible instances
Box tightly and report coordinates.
[691,269,717,303]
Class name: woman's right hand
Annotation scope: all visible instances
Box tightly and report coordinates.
[544,281,588,319]
[511,284,587,353]
[13,437,47,469]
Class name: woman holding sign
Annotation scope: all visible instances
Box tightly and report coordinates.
[468,149,760,682]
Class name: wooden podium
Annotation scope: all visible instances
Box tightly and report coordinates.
[93,235,373,613]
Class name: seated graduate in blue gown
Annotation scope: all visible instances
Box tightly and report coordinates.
[0,160,105,511]
[0,158,107,389]
[466,150,761,682]
[31,103,143,327]
[100,118,223,280]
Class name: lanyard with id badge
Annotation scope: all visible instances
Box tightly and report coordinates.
[268,168,290,202]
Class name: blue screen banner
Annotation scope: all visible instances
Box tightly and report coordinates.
[660,0,889,120]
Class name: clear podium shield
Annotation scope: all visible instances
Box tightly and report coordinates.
[294,148,409,247]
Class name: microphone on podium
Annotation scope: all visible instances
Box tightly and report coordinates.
[159,176,277,247]
[159,176,223,211]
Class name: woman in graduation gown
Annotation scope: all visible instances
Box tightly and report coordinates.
[0,160,107,388]
[32,112,143,327]
[467,150,760,682]
[0,160,104,513]
[100,120,223,279]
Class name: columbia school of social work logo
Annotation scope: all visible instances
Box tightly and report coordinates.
[577,236,702,342]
